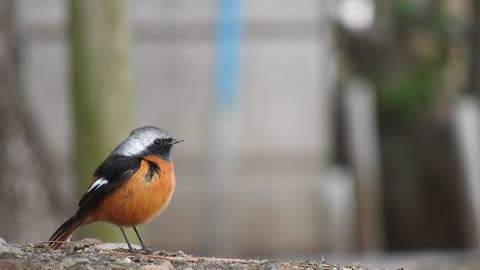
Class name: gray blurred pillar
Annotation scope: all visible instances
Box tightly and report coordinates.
[319,168,356,252]
[452,96,480,247]
[343,78,384,251]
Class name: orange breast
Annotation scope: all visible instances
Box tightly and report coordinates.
[94,156,176,226]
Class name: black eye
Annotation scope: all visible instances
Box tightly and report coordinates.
[154,139,162,145]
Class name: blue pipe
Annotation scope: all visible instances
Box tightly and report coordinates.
[215,0,241,109]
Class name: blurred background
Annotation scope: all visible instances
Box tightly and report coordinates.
[2,0,480,266]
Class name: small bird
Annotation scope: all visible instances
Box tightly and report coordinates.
[49,126,182,251]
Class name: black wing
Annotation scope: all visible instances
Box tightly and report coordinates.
[77,155,141,211]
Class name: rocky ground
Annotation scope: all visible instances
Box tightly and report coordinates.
[0,237,399,270]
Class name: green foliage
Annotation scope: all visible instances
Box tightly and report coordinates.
[380,63,440,119]
[392,0,415,22]
[373,0,453,120]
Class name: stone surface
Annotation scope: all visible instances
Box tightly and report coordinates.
[95,243,142,251]
[0,238,382,269]
[0,259,24,270]
[57,258,90,269]
[141,261,174,270]
[0,237,23,255]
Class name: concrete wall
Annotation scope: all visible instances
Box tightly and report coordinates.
[18,0,337,256]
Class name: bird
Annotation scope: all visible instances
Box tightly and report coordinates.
[48,126,183,251]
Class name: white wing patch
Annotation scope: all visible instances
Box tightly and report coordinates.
[86,178,109,192]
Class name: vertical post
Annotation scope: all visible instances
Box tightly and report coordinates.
[216,0,241,109]
[343,78,384,251]
[452,96,480,246]
[203,0,242,254]
[319,168,356,252]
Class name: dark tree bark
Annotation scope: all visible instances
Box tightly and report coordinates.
[469,0,480,96]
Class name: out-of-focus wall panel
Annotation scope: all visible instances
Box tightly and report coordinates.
[18,0,336,256]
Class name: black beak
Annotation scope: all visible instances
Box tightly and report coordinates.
[169,138,184,145]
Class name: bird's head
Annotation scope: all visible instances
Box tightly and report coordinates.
[112,126,183,161]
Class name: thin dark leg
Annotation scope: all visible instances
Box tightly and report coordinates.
[133,226,146,250]
[118,226,133,252]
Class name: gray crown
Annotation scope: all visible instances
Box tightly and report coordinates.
[112,126,170,156]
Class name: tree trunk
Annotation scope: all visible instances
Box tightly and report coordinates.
[469,0,480,96]
[69,0,134,242]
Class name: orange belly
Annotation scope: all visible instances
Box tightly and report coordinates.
[93,156,176,226]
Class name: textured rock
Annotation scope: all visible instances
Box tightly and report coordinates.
[141,261,174,270]
[0,259,24,270]
[0,238,22,256]
[57,257,91,269]
[94,243,142,251]
[0,237,384,269]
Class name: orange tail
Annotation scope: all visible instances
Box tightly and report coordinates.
[49,216,83,249]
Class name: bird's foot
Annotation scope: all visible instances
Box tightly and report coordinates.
[138,246,153,254]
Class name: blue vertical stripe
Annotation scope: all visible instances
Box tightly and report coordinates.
[215,0,241,108]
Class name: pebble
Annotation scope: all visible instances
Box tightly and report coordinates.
[0,237,23,255]
[141,260,174,270]
[57,258,90,269]
[94,243,142,251]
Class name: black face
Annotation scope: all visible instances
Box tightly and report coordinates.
[145,137,174,161]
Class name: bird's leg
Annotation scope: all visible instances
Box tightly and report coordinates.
[118,226,134,252]
[133,226,147,250]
